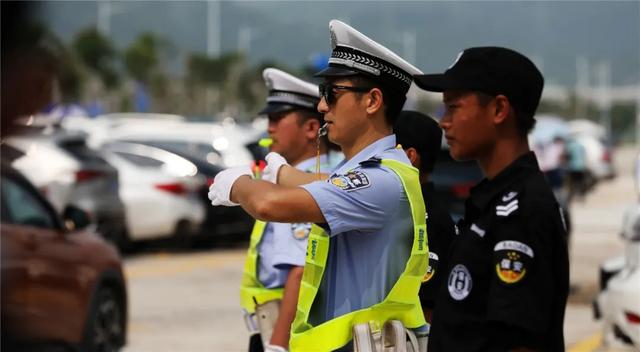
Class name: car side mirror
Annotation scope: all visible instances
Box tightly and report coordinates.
[62,205,92,231]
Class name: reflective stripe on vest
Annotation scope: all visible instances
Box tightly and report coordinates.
[239,220,284,313]
[290,159,429,351]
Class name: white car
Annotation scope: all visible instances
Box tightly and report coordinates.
[595,154,640,349]
[4,129,128,248]
[63,114,257,168]
[569,119,616,181]
[102,142,205,243]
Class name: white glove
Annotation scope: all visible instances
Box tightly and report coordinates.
[208,165,252,206]
[264,344,288,352]
[262,152,288,184]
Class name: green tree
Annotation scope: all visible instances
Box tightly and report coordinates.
[123,32,166,85]
[72,27,119,89]
[186,52,245,86]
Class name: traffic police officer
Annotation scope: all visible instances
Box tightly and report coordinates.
[394,110,456,325]
[413,47,570,351]
[239,68,331,352]
[209,20,427,351]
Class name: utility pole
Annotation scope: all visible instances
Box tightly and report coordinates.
[596,61,612,142]
[402,31,416,65]
[97,0,111,35]
[238,26,252,55]
[207,0,221,57]
[575,56,589,120]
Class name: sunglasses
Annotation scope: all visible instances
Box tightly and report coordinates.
[318,83,372,105]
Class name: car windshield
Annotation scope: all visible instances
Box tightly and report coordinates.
[59,140,108,164]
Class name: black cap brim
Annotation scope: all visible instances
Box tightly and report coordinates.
[313,65,360,78]
[258,103,298,115]
[412,74,456,92]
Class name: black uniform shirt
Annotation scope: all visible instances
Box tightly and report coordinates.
[419,182,456,310]
[428,152,570,352]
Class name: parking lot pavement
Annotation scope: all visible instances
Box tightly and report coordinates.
[123,248,249,351]
[122,146,636,352]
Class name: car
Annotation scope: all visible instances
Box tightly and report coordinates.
[430,144,484,221]
[65,114,257,168]
[123,140,254,243]
[568,119,616,182]
[5,128,128,250]
[101,142,206,246]
[1,163,127,352]
[594,154,640,349]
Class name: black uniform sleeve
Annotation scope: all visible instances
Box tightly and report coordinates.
[486,200,565,335]
[418,207,456,309]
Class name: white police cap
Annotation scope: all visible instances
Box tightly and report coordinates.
[315,20,422,94]
[259,68,320,115]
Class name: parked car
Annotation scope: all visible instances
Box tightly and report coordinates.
[568,118,616,181]
[1,163,127,351]
[66,114,257,168]
[594,154,640,349]
[124,140,254,242]
[431,144,484,221]
[5,128,128,249]
[101,142,206,245]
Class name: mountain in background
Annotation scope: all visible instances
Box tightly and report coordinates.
[37,1,639,87]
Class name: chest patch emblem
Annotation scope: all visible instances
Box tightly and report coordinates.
[329,170,371,192]
[448,264,473,300]
[494,240,534,284]
[422,252,439,283]
[291,223,312,240]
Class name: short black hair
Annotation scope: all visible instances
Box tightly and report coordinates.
[475,91,536,136]
[394,110,442,173]
[337,75,406,126]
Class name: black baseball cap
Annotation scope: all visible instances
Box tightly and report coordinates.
[394,110,442,173]
[413,47,544,117]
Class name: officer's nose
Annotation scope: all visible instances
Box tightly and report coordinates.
[317,97,330,114]
[440,113,452,130]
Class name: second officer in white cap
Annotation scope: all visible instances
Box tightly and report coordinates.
[241,68,332,352]
[210,20,428,351]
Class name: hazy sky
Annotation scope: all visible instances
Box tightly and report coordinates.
[38,1,640,86]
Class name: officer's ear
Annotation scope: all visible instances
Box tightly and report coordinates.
[492,94,511,125]
[404,147,421,170]
[365,88,384,115]
[304,117,321,140]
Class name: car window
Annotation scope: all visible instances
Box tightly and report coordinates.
[137,140,221,162]
[59,140,108,164]
[1,176,56,229]
[113,151,165,168]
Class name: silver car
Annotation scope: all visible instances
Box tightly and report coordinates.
[5,128,128,250]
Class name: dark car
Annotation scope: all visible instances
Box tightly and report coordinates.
[124,140,254,243]
[1,164,128,352]
[431,147,484,222]
[432,146,572,237]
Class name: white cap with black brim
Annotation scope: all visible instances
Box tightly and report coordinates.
[315,20,423,95]
[259,68,320,115]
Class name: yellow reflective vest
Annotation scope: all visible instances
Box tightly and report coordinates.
[290,159,429,351]
[240,221,284,313]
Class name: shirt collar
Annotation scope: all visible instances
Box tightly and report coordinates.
[334,134,397,173]
[469,151,540,209]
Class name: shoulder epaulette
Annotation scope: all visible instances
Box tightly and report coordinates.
[359,157,382,167]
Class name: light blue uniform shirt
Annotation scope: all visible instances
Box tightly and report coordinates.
[301,135,415,325]
[257,155,332,288]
